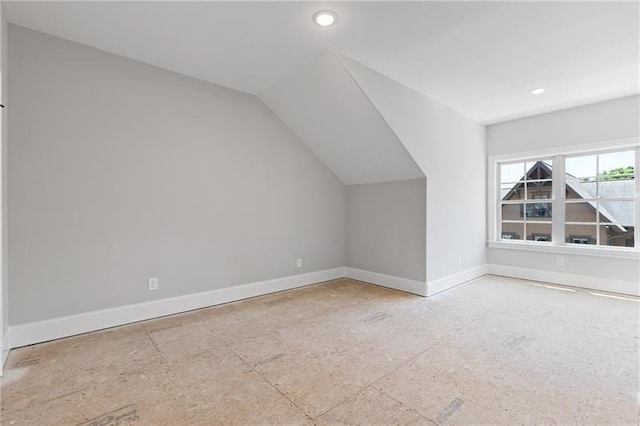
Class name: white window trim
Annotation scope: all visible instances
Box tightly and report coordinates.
[488,137,640,260]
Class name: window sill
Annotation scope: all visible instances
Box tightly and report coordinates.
[487,241,640,260]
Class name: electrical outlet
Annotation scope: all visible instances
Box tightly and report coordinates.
[148,277,159,291]
[556,256,564,266]
[455,256,462,266]
[296,258,303,268]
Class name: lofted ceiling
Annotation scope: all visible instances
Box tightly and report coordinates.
[4,1,639,124]
[261,52,423,185]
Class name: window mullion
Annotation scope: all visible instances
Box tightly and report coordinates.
[495,161,501,241]
[596,155,600,245]
[634,148,640,248]
[552,154,565,245]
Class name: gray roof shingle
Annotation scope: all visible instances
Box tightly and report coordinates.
[580,180,635,225]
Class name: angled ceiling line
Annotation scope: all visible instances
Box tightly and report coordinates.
[260,51,424,186]
[333,51,427,181]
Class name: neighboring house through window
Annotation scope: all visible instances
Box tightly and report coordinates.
[491,142,639,255]
[500,160,554,243]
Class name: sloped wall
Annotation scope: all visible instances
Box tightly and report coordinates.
[261,51,428,287]
[339,54,487,287]
[260,52,424,186]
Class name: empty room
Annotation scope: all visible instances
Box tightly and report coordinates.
[0,1,638,424]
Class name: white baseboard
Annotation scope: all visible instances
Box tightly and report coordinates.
[345,267,427,296]
[1,327,10,374]
[488,264,639,297]
[11,263,632,350]
[426,264,489,296]
[9,267,346,349]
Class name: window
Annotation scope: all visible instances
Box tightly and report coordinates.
[565,151,636,247]
[499,159,553,242]
[490,142,639,256]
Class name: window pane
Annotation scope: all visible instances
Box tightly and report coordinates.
[598,179,635,199]
[598,150,635,178]
[501,222,523,240]
[501,204,523,220]
[525,159,553,180]
[566,224,597,245]
[566,202,597,223]
[526,181,552,200]
[526,222,552,242]
[566,175,597,199]
[501,162,525,183]
[566,155,596,179]
[598,200,634,226]
[501,183,524,200]
[600,225,634,247]
[524,202,552,220]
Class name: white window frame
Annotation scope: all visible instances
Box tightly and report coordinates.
[488,137,640,260]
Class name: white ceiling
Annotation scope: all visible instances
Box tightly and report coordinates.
[261,51,423,185]
[5,1,639,124]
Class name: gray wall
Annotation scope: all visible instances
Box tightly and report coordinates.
[487,96,639,285]
[1,5,8,362]
[8,26,346,325]
[346,178,426,282]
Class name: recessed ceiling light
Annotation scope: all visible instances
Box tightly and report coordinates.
[530,87,545,95]
[313,10,338,27]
